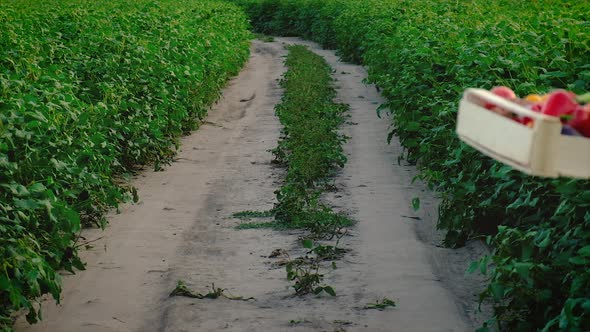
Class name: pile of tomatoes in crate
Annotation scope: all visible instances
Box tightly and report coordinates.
[485,86,590,137]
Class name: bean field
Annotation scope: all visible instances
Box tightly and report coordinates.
[231,0,590,330]
[0,0,250,328]
[2,0,590,331]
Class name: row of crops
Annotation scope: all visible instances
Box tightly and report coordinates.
[228,0,590,330]
[0,0,250,328]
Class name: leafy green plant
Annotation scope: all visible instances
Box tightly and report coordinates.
[283,235,338,296]
[227,0,590,329]
[308,242,347,261]
[365,298,396,310]
[0,0,250,329]
[267,45,350,297]
[286,260,336,296]
[271,45,349,228]
[170,281,254,301]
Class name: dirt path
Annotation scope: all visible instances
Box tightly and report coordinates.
[18,39,486,332]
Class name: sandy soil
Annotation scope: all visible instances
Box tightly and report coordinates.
[17,38,489,332]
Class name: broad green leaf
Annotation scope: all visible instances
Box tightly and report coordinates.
[411,197,420,211]
[28,183,47,194]
[14,199,41,210]
[323,286,336,296]
[577,245,590,257]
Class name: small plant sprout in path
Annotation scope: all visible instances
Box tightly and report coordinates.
[286,261,336,297]
[169,280,254,301]
[284,239,338,297]
[411,197,420,211]
[365,298,397,310]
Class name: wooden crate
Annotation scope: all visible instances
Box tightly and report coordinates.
[456,88,590,179]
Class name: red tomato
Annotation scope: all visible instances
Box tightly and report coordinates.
[530,102,544,112]
[521,117,534,127]
[485,86,517,110]
[569,105,590,137]
[491,86,517,99]
[542,90,578,118]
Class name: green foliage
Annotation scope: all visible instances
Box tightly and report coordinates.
[0,0,250,328]
[287,239,336,297]
[227,0,590,330]
[365,298,396,310]
[232,44,352,238]
[272,45,349,296]
[273,45,349,227]
[286,260,336,296]
[169,281,254,301]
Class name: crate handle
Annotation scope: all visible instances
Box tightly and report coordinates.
[464,88,560,123]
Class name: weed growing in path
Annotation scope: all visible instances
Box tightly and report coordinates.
[271,45,351,296]
[170,281,254,301]
[365,298,397,310]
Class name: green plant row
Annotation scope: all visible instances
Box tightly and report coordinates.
[272,45,350,295]
[272,45,348,228]
[0,0,250,329]
[227,0,590,330]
